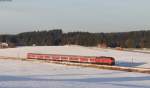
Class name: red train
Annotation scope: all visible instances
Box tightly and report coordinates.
[27,53,115,65]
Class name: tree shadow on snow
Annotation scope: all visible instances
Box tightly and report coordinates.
[0,75,150,88]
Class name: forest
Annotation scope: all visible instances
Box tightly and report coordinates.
[0,29,149,48]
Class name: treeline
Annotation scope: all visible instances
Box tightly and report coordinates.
[0,29,150,48]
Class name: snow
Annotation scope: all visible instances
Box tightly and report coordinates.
[0,46,149,88]
[0,59,150,88]
[0,46,149,68]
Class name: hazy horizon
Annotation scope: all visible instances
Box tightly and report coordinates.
[0,0,150,34]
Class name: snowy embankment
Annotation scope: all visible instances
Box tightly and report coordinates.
[0,46,149,68]
[0,59,150,88]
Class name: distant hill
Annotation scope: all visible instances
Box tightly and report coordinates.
[0,30,149,48]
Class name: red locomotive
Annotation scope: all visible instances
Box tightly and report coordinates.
[27,53,115,65]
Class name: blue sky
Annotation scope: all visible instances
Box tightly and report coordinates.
[0,0,150,34]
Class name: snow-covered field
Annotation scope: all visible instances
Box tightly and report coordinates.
[0,46,149,68]
[0,59,150,88]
